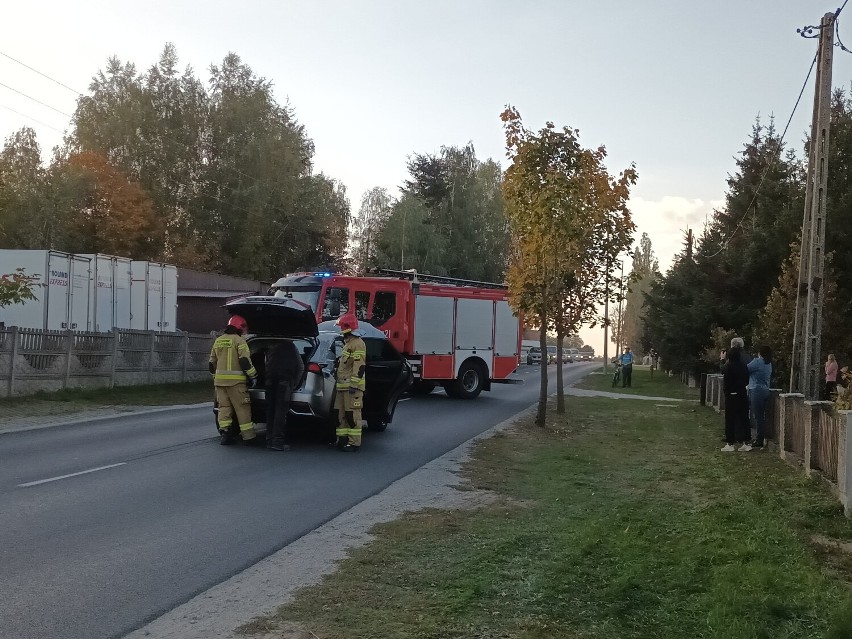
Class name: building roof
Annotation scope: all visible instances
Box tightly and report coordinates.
[176,268,271,296]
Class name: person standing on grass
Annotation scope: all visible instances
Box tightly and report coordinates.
[620,348,634,387]
[825,354,839,399]
[747,346,772,449]
[722,340,751,452]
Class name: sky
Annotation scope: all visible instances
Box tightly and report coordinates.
[1,0,850,352]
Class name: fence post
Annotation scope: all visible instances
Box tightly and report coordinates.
[109,330,119,389]
[700,373,707,406]
[778,393,797,461]
[63,330,74,390]
[840,412,851,517]
[148,331,155,384]
[181,333,189,383]
[767,389,782,443]
[7,325,19,397]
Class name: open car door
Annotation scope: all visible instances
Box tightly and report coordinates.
[362,337,412,430]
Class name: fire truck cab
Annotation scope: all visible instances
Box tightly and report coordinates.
[270,270,521,399]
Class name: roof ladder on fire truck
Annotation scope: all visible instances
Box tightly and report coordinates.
[369,268,507,291]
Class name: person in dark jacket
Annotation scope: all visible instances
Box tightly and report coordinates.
[722,343,751,452]
[265,340,305,452]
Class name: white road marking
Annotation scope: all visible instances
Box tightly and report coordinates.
[18,463,127,488]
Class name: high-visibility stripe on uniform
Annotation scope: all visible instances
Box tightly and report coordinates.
[210,333,256,385]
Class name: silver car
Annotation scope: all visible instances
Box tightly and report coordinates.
[214,296,412,438]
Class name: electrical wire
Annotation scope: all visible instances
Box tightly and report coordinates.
[0,80,73,117]
[0,103,65,133]
[0,51,83,95]
[702,51,818,259]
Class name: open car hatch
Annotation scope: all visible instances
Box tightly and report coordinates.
[225,296,319,338]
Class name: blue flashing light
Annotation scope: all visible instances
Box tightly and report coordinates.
[313,272,333,278]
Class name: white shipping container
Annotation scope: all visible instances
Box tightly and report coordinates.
[130,261,178,331]
[0,249,91,331]
[79,254,132,331]
[162,265,177,330]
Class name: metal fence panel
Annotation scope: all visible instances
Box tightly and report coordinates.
[814,406,840,481]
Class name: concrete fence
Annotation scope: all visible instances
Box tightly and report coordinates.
[701,373,852,517]
[0,326,215,398]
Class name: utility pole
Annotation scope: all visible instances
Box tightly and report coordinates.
[791,11,835,398]
[615,260,625,356]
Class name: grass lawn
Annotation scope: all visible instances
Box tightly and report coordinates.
[0,381,212,420]
[243,374,852,639]
[574,365,700,400]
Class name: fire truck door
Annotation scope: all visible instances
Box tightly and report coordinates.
[454,298,494,378]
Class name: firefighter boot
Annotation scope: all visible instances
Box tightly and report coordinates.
[340,411,360,452]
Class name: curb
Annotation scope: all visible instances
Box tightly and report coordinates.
[0,402,212,436]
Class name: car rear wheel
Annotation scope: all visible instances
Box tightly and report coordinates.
[448,360,486,400]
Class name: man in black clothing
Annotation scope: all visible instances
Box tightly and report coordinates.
[722,342,751,452]
[265,341,305,452]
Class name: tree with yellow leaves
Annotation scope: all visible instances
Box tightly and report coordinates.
[501,106,636,424]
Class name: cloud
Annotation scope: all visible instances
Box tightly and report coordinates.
[629,195,724,271]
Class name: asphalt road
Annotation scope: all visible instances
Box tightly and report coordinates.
[0,363,597,639]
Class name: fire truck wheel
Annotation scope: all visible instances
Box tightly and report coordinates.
[367,418,388,432]
[450,360,486,399]
[411,381,437,395]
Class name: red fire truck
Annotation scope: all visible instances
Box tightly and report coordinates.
[269,269,522,398]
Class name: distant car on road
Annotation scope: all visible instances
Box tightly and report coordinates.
[546,345,557,363]
[527,346,543,365]
[213,296,412,439]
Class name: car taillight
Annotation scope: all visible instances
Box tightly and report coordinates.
[307,362,322,374]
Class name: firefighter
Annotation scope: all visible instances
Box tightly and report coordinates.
[333,313,367,452]
[210,314,258,444]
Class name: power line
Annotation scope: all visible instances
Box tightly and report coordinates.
[0,51,82,95]
[702,51,818,259]
[0,103,65,133]
[0,80,73,117]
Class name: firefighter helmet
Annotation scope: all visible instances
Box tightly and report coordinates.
[228,314,248,334]
[336,313,359,334]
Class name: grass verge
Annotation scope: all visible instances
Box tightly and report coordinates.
[243,374,852,639]
[574,365,700,400]
[0,381,212,420]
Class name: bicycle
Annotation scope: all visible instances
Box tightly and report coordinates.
[611,362,622,388]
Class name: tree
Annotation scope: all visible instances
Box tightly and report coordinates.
[622,232,660,353]
[564,334,583,349]
[352,187,394,272]
[643,117,804,374]
[58,151,163,259]
[0,128,51,249]
[374,194,448,274]
[382,143,509,281]
[501,106,636,423]
[0,269,39,309]
[66,45,348,278]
